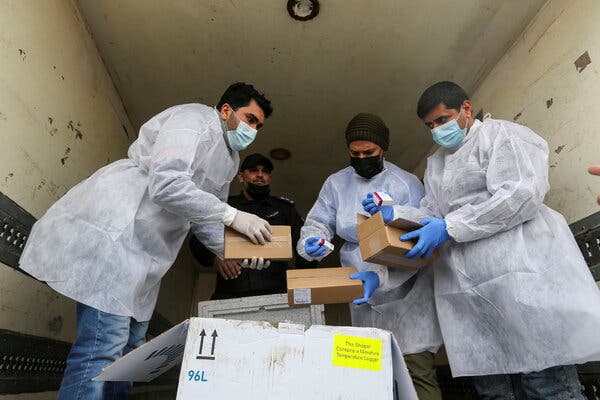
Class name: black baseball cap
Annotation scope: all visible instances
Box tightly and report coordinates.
[240,153,274,172]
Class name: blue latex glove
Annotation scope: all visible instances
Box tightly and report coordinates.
[350,271,380,305]
[361,193,394,224]
[400,217,451,259]
[305,237,327,258]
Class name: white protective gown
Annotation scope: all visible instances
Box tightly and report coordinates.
[19,104,239,321]
[393,117,600,376]
[298,161,443,354]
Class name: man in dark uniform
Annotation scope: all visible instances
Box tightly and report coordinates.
[190,153,314,299]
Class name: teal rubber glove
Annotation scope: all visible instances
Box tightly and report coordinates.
[350,271,380,305]
[361,193,394,223]
[305,237,327,258]
[401,217,451,259]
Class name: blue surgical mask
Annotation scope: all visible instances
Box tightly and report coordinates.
[226,109,257,151]
[431,108,467,149]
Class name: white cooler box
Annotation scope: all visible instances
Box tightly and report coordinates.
[95,318,417,400]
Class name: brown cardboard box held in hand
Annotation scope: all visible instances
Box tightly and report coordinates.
[224,226,293,261]
[287,267,363,306]
[356,213,439,270]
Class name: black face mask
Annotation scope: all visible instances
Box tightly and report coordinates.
[350,155,384,179]
[246,182,271,200]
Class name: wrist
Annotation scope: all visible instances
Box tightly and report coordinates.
[372,269,385,289]
[444,218,456,240]
[222,206,237,226]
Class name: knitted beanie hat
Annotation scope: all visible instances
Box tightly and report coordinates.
[345,113,390,151]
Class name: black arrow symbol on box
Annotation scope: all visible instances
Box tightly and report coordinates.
[196,328,217,361]
[210,330,218,355]
[198,329,206,355]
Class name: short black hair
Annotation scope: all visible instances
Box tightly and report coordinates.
[217,82,273,118]
[417,81,469,119]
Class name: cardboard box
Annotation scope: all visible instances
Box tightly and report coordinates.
[287,267,363,306]
[95,318,418,400]
[357,213,439,270]
[224,225,292,261]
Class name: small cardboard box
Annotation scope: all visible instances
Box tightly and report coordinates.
[373,192,394,206]
[95,318,418,400]
[224,225,292,261]
[357,213,439,270]
[287,267,363,306]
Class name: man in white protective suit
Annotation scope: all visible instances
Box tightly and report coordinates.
[19,82,274,399]
[362,81,600,399]
[298,113,443,399]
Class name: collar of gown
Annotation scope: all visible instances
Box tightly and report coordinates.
[463,118,483,144]
[445,118,484,153]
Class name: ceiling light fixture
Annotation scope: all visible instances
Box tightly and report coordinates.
[287,0,319,21]
[270,148,292,161]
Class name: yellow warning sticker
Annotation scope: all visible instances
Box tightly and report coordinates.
[331,334,383,371]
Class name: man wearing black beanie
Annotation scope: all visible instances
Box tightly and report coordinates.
[298,113,442,399]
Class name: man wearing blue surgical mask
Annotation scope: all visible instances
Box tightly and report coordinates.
[19,82,274,399]
[362,81,600,399]
[221,96,262,150]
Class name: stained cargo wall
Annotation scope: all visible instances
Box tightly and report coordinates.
[471,0,600,224]
[0,1,195,398]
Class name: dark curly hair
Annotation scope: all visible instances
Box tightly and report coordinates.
[217,82,273,118]
[417,81,469,119]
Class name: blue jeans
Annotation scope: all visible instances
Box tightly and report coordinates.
[472,365,584,400]
[57,303,149,400]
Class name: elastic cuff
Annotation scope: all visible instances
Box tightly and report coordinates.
[307,253,325,262]
[367,268,387,306]
[222,206,237,226]
[391,205,400,221]
[445,219,457,239]
[374,268,387,290]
